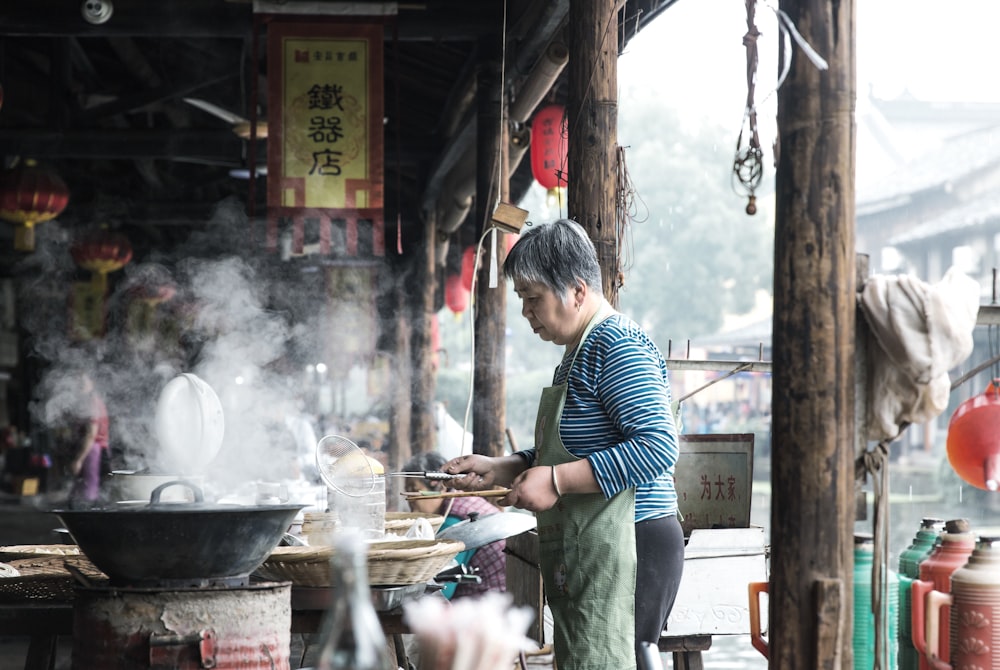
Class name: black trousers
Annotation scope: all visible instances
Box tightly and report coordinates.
[634,515,685,657]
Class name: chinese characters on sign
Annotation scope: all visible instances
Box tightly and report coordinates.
[529,104,568,190]
[675,433,754,535]
[267,21,384,256]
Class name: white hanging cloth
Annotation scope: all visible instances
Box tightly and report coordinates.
[859,266,980,441]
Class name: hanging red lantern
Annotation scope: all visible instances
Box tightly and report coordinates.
[529,104,568,190]
[444,273,470,314]
[946,380,1000,491]
[0,159,70,252]
[70,228,133,295]
[460,246,477,291]
[429,312,441,372]
[505,232,519,254]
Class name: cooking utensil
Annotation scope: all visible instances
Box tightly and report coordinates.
[316,435,467,498]
[154,373,225,475]
[316,434,380,497]
[400,489,512,501]
[107,470,205,502]
[391,472,466,481]
[435,511,536,551]
[52,480,305,588]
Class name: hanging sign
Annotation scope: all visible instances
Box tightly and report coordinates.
[267,20,385,256]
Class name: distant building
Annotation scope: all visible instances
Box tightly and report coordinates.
[857,91,1000,462]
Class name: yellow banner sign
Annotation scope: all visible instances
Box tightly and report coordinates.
[267,21,384,255]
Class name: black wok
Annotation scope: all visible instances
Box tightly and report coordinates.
[53,480,306,587]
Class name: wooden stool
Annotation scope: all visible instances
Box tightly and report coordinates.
[658,634,712,670]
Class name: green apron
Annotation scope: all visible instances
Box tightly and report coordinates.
[535,303,637,670]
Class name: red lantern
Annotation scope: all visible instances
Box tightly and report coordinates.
[70,228,133,295]
[506,232,519,254]
[946,380,1000,491]
[530,104,568,190]
[0,159,70,251]
[429,313,441,371]
[444,273,470,314]
[460,246,477,291]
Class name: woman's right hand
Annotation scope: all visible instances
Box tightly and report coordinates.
[443,453,530,490]
[442,454,499,491]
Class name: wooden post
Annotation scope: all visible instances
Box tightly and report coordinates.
[407,210,437,460]
[771,0,856,667]
[386,287,412,507]
[567,0,620,307]
[472,42,508,458]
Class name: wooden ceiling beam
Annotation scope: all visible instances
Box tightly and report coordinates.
[0,0,498,40]
[0,128,438,166]
[0,129,251,165]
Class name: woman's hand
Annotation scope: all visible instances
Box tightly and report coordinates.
[443,453,529,490]
[502,465,560,512]
[442,454,500,490]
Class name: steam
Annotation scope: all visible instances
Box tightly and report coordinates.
[18,197,355,494]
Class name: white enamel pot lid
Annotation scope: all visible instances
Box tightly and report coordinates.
[154,373,225,475]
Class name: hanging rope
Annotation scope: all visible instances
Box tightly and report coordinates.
[481,0,509,289]
[733,0,764,216]
[614,145,643,279]
[860,438,892,670]
[392,18,404,254]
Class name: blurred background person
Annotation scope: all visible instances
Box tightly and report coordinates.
[402,450,506,600]
[68,371,109,503]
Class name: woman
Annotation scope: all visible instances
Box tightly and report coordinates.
[69,372,110,503]
[401,450,507,599]
[443,219,684,670]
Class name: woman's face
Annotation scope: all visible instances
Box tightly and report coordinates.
[404,479,443,515]
[513,280,577,346]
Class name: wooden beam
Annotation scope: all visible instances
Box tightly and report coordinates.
[770,1,856,668]
[472,39,507,459]
[567,0,619,306]
[0,129,249,164]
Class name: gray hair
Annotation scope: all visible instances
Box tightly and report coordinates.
[502,219,603,295]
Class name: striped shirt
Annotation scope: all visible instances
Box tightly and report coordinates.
[521,313,679,522]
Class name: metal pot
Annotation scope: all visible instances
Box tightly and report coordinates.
[107,470,205,502]
[53,481,306,588]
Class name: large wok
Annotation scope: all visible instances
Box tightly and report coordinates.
[54,481,306,588]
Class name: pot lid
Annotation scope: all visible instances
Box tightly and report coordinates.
[154,373,225,475]
[435,511,536,551]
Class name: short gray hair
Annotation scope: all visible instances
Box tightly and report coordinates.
[502,219,603,295]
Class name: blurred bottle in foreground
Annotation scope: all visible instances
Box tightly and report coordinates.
[315,530,394,670]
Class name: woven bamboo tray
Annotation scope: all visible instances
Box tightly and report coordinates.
[254,538,465,587]
[0,555,107,603]
[383,512,445,533]
[0,544,81,562]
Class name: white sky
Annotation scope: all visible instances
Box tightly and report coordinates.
[619,0,1000,131]
[616,0,1000,188]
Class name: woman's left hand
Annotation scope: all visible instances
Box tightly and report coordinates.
[502,465,560,512]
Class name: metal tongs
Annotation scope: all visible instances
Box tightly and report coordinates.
[390,471,467,481]
[400,488,512,500]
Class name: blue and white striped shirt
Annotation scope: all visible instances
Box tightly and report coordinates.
[521,313,679,522]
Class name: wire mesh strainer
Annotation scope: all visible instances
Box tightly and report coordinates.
[315,435,379,498]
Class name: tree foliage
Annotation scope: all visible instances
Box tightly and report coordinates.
[616,103,774,349]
